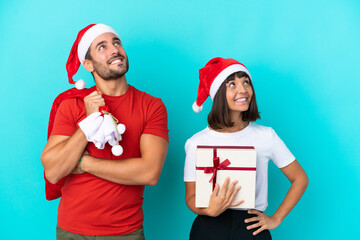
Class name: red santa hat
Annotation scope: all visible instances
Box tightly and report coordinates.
[192,57,252,113]
[66,24,120,90]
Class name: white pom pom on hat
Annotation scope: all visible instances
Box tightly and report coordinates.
[192,57,252,113]
[75,79,86,90]
[66,24,120,90]
[192,101,203,113]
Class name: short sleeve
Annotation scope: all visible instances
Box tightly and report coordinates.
[143,98,169,141]
[184,139,197,182]
[270,128,296,168]
[51,99,82,136]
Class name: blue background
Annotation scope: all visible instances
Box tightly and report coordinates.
[1,0,359,239]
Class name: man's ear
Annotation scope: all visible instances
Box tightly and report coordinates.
[83,59,94,73]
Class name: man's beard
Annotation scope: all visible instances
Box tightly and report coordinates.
[93,55,129,81]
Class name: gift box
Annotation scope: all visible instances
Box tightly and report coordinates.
[195,146,257,209]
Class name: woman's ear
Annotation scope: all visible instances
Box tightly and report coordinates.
[83,59,94,73]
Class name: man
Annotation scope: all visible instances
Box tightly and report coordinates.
[41,24,169,239]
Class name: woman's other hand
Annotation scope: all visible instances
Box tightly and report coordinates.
[245,210,281,235]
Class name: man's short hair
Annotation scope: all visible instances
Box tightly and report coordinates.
[85,49,92,60]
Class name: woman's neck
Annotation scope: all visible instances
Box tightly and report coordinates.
[214,120,249,133]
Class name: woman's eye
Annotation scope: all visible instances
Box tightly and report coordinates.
[229,82,235,87]
[244,80,250,85]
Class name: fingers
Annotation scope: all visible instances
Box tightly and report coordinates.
[246,217,266,236]
[220,179,243,209]
[84,91,106,116]
[247,209,261,215]
[244,211,272,236]
[228,184,240,198]
[84,90,101,99]
[230,198,244,207]
[210,183,220,198]
[219,177,230,196]
[225,179,238,199]
[85,93,105,104]
[220,178,242,205]
[253,226,267,236]
[244,216,259,223]
[247,221,261,230]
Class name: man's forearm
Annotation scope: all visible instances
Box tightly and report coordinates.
[41,128,88,184]
[80,134,168,185]
[81,154,164,186]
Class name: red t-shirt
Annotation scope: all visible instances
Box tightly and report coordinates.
[51,85,169,235]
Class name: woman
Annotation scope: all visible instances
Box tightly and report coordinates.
[184,57,308,239]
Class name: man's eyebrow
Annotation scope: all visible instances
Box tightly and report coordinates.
[95,40,107,49]
[113,37,121,44]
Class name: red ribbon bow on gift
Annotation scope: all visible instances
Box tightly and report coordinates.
[203,157,231,183]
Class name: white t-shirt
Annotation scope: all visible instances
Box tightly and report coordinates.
[184,122,295,212]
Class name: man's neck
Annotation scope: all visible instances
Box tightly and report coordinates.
[94,75,129,96]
